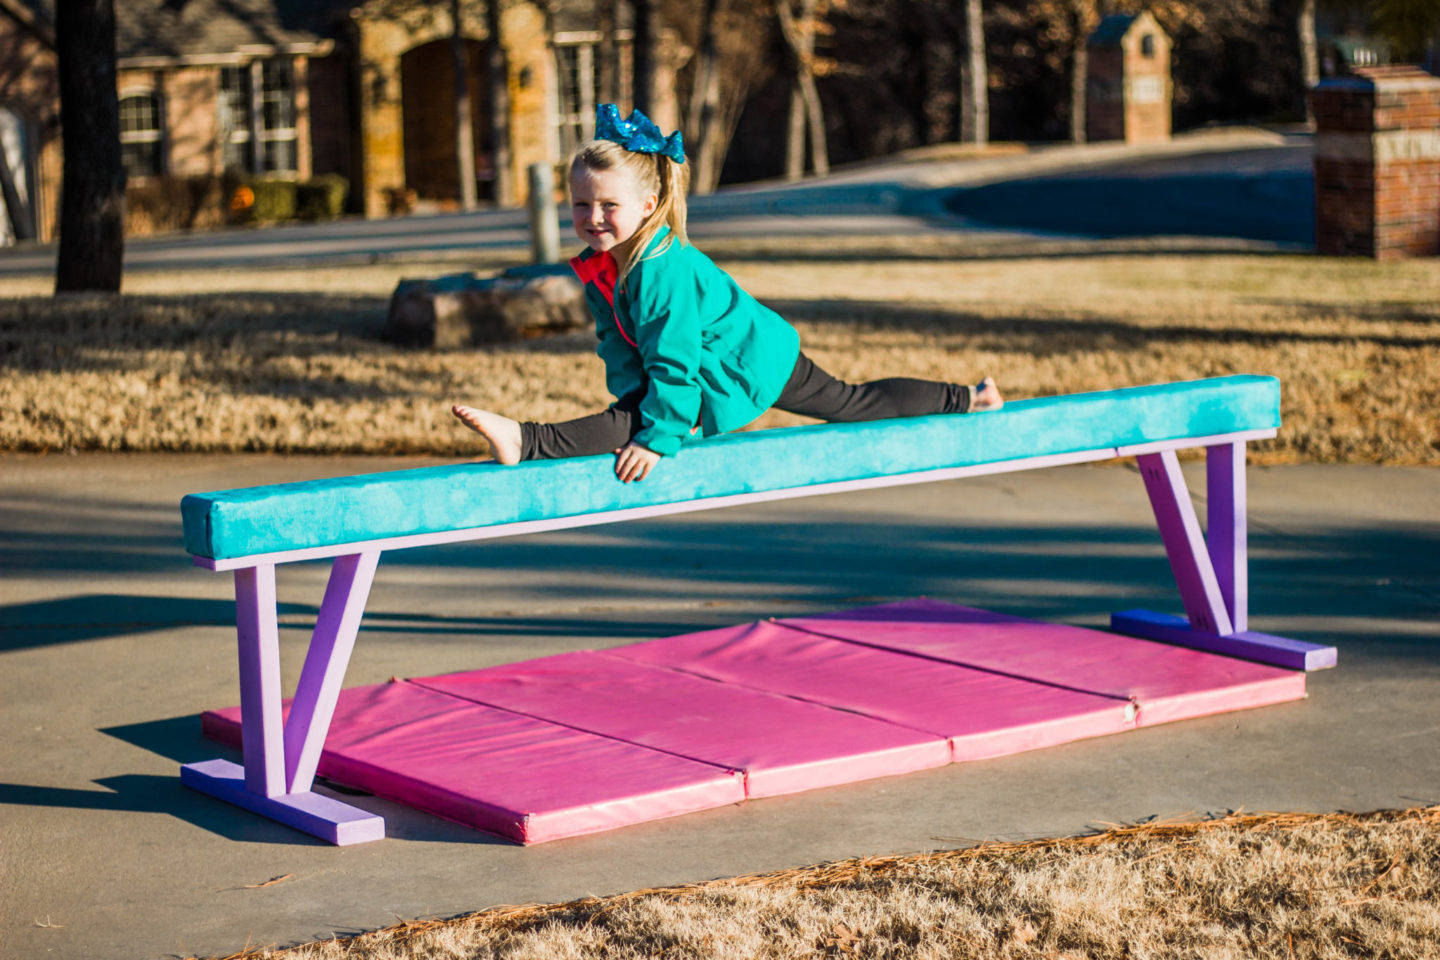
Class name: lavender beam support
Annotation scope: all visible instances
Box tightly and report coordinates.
[1206,442,1248,633]
[283,551,380,793]
[235,564,285,796]
[1135,450,1233,637]
[1114,445,1336,672]
[1110,610,1337,671]
[183,557,387,845]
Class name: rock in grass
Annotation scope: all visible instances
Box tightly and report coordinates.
[386,264,588,347]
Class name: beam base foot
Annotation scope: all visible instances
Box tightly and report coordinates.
[181,758,385,845]
[1111,609,1336,672]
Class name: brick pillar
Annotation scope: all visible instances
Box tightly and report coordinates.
[1312,65,1440,259]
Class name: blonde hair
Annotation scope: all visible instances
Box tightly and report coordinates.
[569,138,690,290]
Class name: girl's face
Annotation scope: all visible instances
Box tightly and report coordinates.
[570,166,658,255]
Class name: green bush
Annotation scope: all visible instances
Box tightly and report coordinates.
[228,178,299,224]
[296,174,349,221]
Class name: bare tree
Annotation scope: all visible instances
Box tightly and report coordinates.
[777,0,829,179]
[685,0,727,191]
[597,0,620,105]
[960,0,988,143]
[55,0,123,292]
[1297,0,1318,120]
[486,0,513,204]
[451,0,478,209]
[1371,0,1440,62]
[1068,0,1100,142]
[633,0,660,114]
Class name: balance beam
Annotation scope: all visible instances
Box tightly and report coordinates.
[177,375,1335,844]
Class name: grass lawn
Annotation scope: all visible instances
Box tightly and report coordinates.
[2,236,1436,463]
[206,806,1440,959]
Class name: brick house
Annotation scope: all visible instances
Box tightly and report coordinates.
[0,0,683,243]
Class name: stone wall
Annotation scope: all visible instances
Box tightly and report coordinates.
[1313,65,1440,259]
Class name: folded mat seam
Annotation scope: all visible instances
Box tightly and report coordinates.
[397,676,751,781]
[769,618,1140,706]
[589,646,966,741]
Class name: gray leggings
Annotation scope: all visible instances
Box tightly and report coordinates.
[518,351,972,461]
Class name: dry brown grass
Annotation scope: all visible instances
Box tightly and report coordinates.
[202,805,1440,960]
[2,237,1437,462]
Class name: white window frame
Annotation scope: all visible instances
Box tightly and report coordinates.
[554,39,597,158]
[256,58,299,175]
[118,88,165,178]
[217,58,299,176]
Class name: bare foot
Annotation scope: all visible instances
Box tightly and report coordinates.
[451,404,523,464]
[970,376,1004,412]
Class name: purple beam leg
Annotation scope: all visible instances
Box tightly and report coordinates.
[1206,441,1248,633]
[235,563,285,796]
[1111,609,1337,671]
[283,551,380,793]
[1135,450,1233,637]
[181,759,385,845]
[184,559,386,843]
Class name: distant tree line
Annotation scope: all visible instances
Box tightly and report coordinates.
[660,0,1437,185]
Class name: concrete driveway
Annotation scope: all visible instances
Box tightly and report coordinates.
[2,453,1437,958]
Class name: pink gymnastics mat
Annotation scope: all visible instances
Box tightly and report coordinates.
[202,598,1306,844]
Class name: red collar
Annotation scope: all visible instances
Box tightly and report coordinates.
[569,248,635,347]
[569,249,618,305]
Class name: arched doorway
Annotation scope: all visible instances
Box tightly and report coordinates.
[399,38,494,205]
[0,105,36,244]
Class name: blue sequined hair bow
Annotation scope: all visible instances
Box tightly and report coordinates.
[594,103,686,164]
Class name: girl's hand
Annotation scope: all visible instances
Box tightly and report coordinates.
[613,441,661,482]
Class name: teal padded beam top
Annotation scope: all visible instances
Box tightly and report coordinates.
[182,375,1279,561]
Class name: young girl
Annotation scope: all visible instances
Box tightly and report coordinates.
[454,103,1003,483]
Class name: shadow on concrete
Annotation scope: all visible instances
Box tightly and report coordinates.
[88,717,516,846]
[942,147,1314,245]
[0,773,329,845]
[4,513,1437,659]
[0,595,312,651]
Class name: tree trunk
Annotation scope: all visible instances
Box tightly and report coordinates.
[452,0,478,210]
[777,0,828,178]
[799,70,828,175]
[55,0,123,292]
[689,0,724,193]
[1070,4,1088,143]
[959,0,987,144]
[785,81,805,181]
[486,0,513,205]
[597,0,618,106]
[1297,0,1318,122]
[632,0,658,115]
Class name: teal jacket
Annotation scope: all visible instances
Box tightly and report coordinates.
[569,224,801,456]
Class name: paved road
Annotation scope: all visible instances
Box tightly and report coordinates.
[942,144,1313,244]
[0,128,1310,277]
[2,453,1437,959]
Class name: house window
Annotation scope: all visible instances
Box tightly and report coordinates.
[258,59,298,173]
[1140,34,1156,57]
[555,42,598,158]
[218,58,298,175]
[219,66,252,171]
[119,92,163,178]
